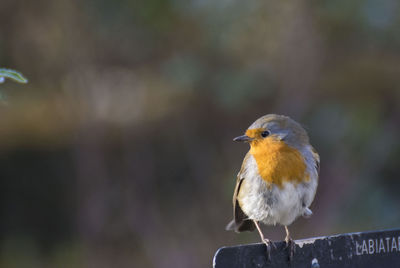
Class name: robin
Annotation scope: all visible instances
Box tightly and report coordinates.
[226,114,320,259]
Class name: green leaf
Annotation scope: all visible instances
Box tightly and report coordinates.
[0,68,28,84]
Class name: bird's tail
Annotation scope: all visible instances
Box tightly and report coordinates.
[225,220,236,231]
[225,219,256,233]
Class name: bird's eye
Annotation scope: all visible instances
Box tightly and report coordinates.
[261,131,270,138]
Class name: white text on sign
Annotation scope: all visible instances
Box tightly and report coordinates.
[356,237,400,255]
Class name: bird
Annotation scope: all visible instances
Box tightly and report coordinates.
[226,114,320,260]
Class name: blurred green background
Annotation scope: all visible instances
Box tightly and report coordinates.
[1,0,400,267]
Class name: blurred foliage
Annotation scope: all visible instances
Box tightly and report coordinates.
[0,0,400,267]
[0,68,27,101]
[0,68,28,84]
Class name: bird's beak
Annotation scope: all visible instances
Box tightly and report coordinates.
[233,135,253,142]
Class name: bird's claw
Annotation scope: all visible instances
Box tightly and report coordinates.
[262,238,276,260]
[285,237,296,261]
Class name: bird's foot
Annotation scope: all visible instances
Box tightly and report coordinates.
[285,237,296,262]
[262,238,276,260]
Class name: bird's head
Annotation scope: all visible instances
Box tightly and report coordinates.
[233,114,309,150]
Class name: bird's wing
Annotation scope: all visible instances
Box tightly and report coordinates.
[311,146,320,174]
[226,153,255,232]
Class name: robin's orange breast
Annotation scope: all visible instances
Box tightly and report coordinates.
[248,136,309,188]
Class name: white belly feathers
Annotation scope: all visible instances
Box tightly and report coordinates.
[237,148,318,226]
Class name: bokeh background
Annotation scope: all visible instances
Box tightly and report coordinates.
[1,0,400,267]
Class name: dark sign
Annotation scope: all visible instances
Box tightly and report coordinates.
[213,228,400,268]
